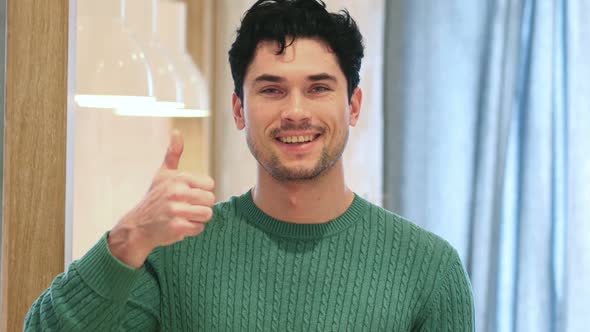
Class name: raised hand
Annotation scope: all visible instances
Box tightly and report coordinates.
[108,130,215,268]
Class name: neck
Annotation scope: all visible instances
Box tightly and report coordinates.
[252,160,355,224]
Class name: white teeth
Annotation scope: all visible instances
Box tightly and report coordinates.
[279,135,315,144]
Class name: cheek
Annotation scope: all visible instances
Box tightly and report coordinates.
[331,106,352,127]
[245,103,280,134]
[243,112,270,138]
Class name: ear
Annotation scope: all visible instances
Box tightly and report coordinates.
[348,87,362,127]
[232,92,245,130]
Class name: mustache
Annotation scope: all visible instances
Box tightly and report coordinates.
[270,122,326,136]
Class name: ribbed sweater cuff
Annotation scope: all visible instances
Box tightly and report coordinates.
[75,232,143,302]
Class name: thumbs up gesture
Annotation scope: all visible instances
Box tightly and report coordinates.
[108,130,215,268]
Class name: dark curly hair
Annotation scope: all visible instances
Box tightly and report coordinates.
[228,0,364,102]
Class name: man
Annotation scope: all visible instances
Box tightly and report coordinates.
[25,0,474,330]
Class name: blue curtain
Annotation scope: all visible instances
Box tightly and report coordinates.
[383,0,589,331]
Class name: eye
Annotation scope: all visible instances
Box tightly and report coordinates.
[310,85,332,93]
[260,87,284,95]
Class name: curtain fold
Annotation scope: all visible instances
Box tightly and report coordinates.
[564,1,590,331]
[383,0,588,330]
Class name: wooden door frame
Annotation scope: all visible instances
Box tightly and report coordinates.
[1,0,71,330]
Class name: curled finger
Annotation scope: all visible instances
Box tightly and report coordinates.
[170,202,213,222]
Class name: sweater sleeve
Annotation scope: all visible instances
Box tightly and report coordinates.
[417,248,475,332]
[24,233,161,331]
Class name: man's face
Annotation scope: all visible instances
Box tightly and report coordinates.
[232,37,362,182]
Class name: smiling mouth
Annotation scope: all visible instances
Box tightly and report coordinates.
[276,134,321,144]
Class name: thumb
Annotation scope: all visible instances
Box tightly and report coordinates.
[161,129,184,170]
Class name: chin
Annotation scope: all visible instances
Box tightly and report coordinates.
[266,162,329,182]
[257,147,341,182]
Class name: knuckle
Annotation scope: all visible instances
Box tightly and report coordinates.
[166,201,180,215]
[196,190,215,206]
[201,207,213,220]
[171,219,187,239]
[186,223,205,238]
[157,169,173,181]
[149,176,168,191]
[205,176,215,189]
[175,172,188,181]
[177,171,192,177]
[197,223,205,231]
[166,183,187,200]
[193,223,205,234]
[165,190,178,201]
[206,192,216,205]
[177,171,197,184]
[170,224,182,238]
[174,181,187,192]
[174,229,184,240]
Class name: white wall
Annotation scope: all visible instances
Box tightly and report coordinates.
[72,109,170,260]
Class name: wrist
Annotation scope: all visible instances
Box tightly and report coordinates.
[108,224,153,269]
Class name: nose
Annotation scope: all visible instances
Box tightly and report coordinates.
[280,91,311,125]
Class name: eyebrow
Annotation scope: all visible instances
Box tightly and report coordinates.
[252,73,338,84]
[308,73,338,82]
[253,74,284,83]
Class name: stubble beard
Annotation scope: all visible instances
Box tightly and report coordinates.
[247,129,349,183]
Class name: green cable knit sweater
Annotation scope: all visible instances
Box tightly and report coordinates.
[25,191,474,331]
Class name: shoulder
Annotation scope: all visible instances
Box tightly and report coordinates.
[362,202,473,324]
[361,199,468,299]
[362,199,459,263]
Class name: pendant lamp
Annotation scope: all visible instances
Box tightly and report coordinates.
[152,0,210,118]
[75,0,155,109]
[116,0,185,116]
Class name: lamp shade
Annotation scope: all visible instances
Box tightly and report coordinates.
[75,0,155,109]
[157,0,210,117]
[124,0,184,111]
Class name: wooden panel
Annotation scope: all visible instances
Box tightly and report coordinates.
[185,0,214,81]
[1,0,69,330]
[173,118,211,175]
[179,0,215,177]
